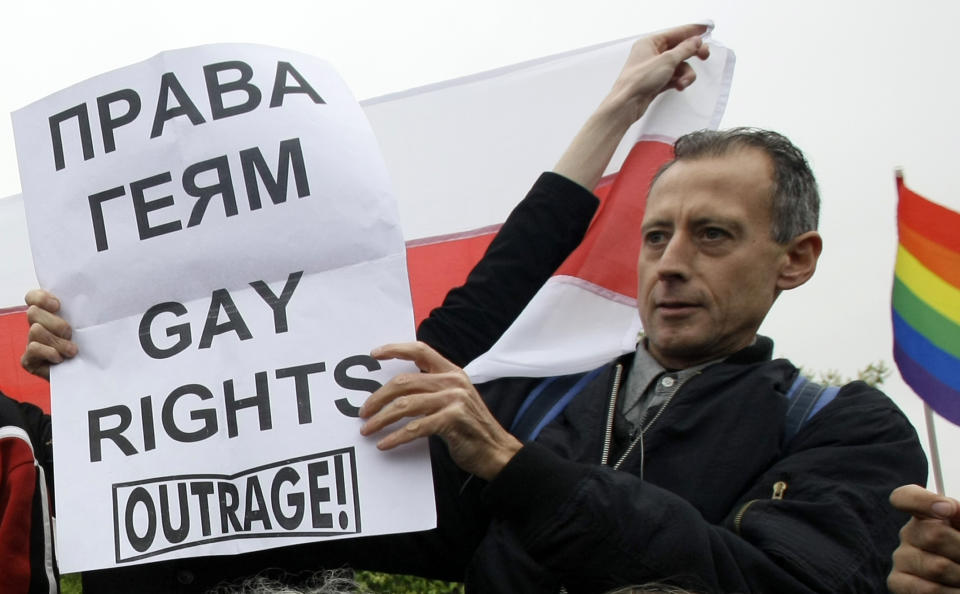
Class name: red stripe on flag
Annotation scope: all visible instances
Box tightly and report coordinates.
[406,230,497,326]
[403,178,617,329]
[0,308,51,413]
[555,140,674,298]
[898,176,960,254]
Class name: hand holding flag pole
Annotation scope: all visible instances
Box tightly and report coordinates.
[924,404,945,495]
[893,169,960,495]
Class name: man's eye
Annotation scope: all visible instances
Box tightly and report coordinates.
[702,227,728,241]
[645,231,667,245]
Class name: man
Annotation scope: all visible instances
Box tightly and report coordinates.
[352,134,926,592]
[23,24,925,593]
[889,485,960,593]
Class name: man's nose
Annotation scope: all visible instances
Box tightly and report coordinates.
[656,234,693,280]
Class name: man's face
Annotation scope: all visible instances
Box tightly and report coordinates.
[637,147,790,369]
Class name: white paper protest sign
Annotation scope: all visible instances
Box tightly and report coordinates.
[12,44,435,572]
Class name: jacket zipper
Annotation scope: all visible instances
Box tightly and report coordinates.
[600,363,624,466]
[734,481,788,533]
[771,480,787,499]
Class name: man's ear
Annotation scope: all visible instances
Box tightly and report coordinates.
[776,231,822,291]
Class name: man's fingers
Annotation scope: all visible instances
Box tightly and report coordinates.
[27,319,77,357]
[359,369,467,418]
[24,288,61,313]
[662,35,708,69]
[20,342,56,380]
[653,24,709,52]
[696,41,711,61]
[26,304,73,341]
[670,62,697,91]
[360,390,453,437]
[893,529,960,587]
[370,341,457,373]
[650,36,708,94]
[370,393,482,451]
[901,517,960,563]
[888,570,960,594]
[375,414,441,451]
[21,288,75,381]
[28,322,77,359]
[893,485,960,521]
[361,341,463,418]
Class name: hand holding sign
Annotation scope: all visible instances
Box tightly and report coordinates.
[22,288,77,379]
[360,341,522,481]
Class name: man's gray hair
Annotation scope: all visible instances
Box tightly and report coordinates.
[652,128,820,244]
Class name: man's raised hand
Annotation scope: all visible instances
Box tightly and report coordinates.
[605,23,711,124]
[359,341,521,481]
[553,23,710,190]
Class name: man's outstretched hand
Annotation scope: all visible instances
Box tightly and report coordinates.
[359,341,521,481]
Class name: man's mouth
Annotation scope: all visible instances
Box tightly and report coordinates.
[655,301,700,315]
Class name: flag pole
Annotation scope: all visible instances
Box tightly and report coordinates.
[924,403,945,495]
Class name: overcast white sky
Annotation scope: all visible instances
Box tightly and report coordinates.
[1,0,959,489]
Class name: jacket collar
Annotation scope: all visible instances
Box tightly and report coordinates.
[615,335,774,371]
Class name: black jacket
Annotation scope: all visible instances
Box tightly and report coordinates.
[463,346,925,593]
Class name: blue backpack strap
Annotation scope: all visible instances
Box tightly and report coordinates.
[510,367,604,442]
[784,374,841,442]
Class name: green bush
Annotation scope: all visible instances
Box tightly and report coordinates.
[356,571,464,593]
[797,360,890,388]
[61,573,82,594]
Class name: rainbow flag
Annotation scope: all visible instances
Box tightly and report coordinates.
[893,174,960,425]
